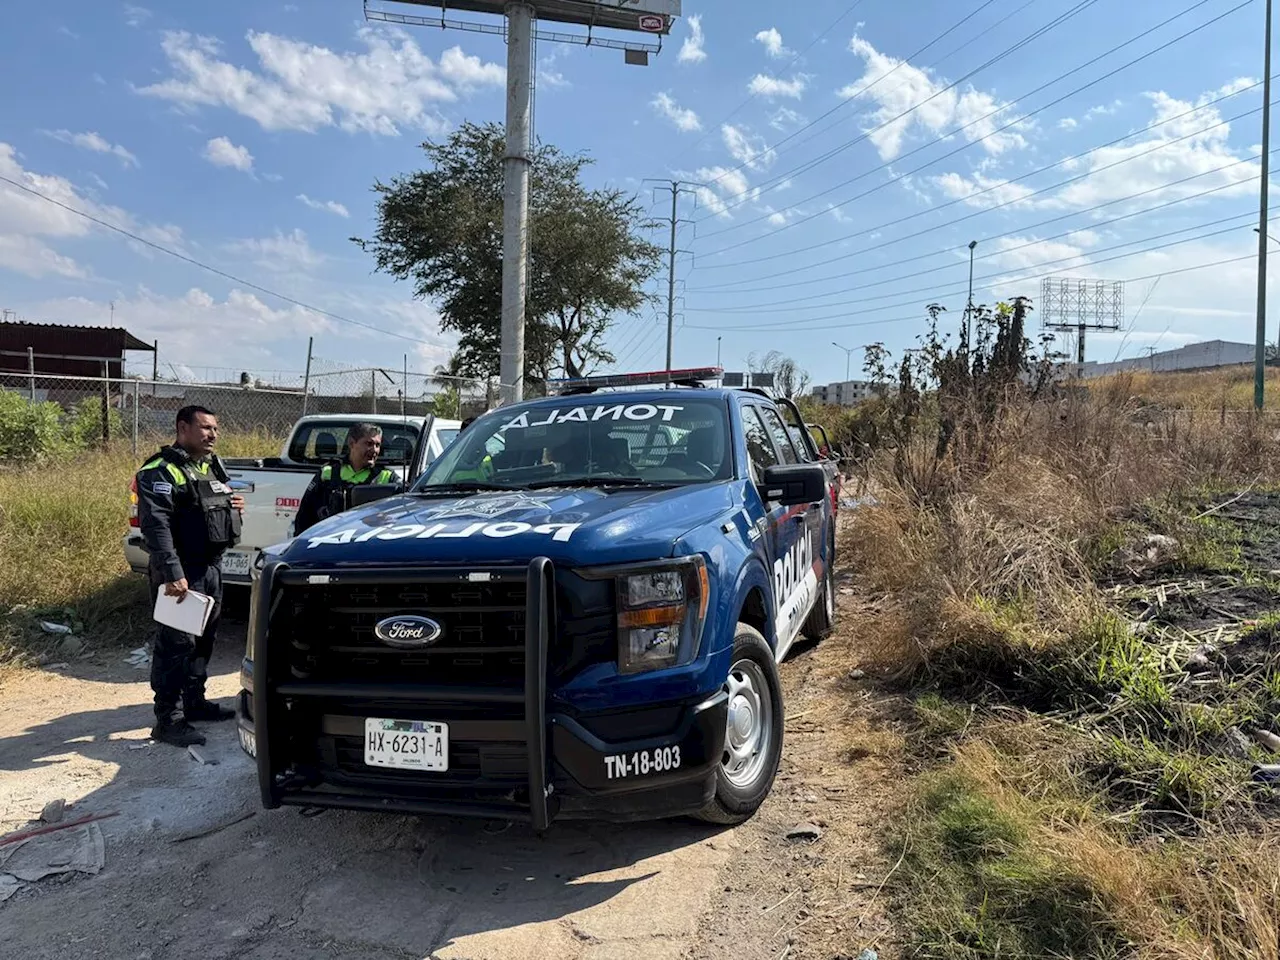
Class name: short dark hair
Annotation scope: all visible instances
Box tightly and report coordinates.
[176,405,215,427]
[348,422,384,443]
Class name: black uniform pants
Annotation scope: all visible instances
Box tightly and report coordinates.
[150,562,223,721]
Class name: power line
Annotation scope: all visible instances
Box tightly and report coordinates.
[693,0,1008,187]
[689,150,1274,296]
[691,205,1270,317]
[666,0,875,170]
[697,0,1248,246]
[693,91,1269,276]
[698,0,1100,202]
[682,252,1265,335]
[0,174,441,347]
[683,212,1280,331]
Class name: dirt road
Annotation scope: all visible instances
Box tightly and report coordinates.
[0,585,900,960]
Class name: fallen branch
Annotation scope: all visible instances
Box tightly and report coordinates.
[0,812,118,847]
[169,810,256,844]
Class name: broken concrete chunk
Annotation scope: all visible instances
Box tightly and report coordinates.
[187,746,216,766]
[39,798,66,824]
[1251,729,1280,754]
[58,636,84,658]
[1224,727,1254,760]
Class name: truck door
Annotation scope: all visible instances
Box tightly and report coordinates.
[741,403,816,659]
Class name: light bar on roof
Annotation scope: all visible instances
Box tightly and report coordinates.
[550,367,723,392]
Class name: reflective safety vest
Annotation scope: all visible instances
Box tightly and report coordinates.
[450,454,495,483]
[319,460,395,519]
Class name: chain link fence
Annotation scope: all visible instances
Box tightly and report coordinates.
[0,364,499,459]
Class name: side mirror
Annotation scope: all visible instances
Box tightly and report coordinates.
[762,463,826,506]
[349,483,405,508]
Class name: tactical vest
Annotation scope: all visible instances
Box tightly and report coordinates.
[154,446,243,551]
[318,460,391,522]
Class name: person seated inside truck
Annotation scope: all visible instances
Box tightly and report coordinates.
[547,420,633,478]
[293,422,395,535]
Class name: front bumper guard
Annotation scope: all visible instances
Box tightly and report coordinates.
[252,558,726,828]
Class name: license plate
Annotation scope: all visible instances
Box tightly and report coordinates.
[223,551,251,577]
[364,718,449,771]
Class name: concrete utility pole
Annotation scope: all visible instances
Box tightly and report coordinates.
[1256,0,1273,410]
[500,2,534,404]
[965,240,977,355]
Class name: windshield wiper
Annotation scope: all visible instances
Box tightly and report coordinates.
[410,480,514,494]
[524,477,675,491]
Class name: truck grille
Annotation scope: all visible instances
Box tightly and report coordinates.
[277,568,612,689]
[283,575,528,688]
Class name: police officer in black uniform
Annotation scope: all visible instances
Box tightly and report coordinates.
[293,422,394,535]
[135,405,243,747]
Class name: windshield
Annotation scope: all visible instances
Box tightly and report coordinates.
[288,420,419,465]
[413,397,733,490]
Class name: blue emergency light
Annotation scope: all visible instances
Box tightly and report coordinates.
[549,367,724,394]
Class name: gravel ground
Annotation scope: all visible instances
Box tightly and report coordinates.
[0,577,899,960]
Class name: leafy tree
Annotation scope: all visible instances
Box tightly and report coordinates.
[353,122,663,389]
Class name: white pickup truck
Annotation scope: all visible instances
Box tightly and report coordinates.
[124,413,462,586]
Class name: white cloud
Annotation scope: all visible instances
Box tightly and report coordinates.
[203,136,254,172]
[827,203,851,224]
[0,234,87,279]
[652,92,701,132]
[29,287,331,369]
[721,124,775,171]
[769,107,805,131]
[226,228,323,271]
[0,142,181,278]
[755,28,791,59]
[987,235,1094,274]
[840,35,1027,161]
[766,210,788,226]
[748,74,807,99]
[1058,117,1079,130]
[679,15,706,64]
[43,129,139,167]
[92,73,106,85]
[932,171,1035,209]
[123,4,151,28]
[1085,100,1123,120]
[693,165,759,218]
[296,193,350,218]
[138,28,504,136]
[1045,85,1259,211]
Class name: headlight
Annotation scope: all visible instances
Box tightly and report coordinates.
[613,558,709,675]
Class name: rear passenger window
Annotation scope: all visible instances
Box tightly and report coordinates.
[759,408,798,465]
[742,406,779,483]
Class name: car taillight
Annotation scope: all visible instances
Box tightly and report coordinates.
[129,477,139,528]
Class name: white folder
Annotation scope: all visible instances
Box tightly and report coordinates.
[153,589,214,635]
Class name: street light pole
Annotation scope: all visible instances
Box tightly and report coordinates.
[832,341,855,381]
[965,240,977,355]
[1255,0,1273,411]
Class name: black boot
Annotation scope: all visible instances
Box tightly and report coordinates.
[183,697,235,722]
[151,718,207,747]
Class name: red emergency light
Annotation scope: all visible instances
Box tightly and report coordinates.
[551,366,723,394]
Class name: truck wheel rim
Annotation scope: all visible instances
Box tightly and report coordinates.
[722,658,773,789]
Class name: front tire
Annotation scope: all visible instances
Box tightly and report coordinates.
[696,625,784,825]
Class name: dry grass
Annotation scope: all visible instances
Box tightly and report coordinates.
[1102,363,1280,413]
[0,434,281,665]
[849,365,1280,958]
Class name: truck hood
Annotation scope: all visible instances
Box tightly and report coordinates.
[280,483,740,568]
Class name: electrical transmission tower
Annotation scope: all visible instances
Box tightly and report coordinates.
[1040,278,1124,373]
[644,179,698,372]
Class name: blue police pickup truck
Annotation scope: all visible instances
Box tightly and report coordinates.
[240,368,840,828]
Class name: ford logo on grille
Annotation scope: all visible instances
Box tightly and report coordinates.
[374,615,442,648]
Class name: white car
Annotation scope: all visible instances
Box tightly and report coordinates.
[124,413,463,586]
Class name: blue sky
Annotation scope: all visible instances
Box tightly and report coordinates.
[0,0,1276,389]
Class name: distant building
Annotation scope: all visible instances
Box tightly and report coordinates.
[809,379,880,407]
[0,320,154,378]
[1079,340,1254,379]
